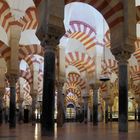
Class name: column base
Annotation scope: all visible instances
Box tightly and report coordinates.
[41,128,54,136]
[119,124,128,132]
[93,105,98,126]
[119,117,128,132]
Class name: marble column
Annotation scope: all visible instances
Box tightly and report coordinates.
[6,74,18,128]
[0,96,3,125]
[0,89,4,125]
[138,104,140,122]
[41,37,57,136]
[109,106,113,122]
[18,98,23,124]
[118,59,128,132]
[91,84,99,126]
[105,101,108,123]
[31,94,37,125]
[83,96,88,124]
[56,81,65,127]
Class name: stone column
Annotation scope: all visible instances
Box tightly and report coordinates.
[108,99,114,122]
[105,100,108,123]
[109,106,113,122]
[118,59,128,131]
[41,34,58,136]
[56,81,65,127]
[31,93,37,125]
[0,89,4,125]
[134,108,137,121]
[83,96,88,124]
[114,53,130,132]
[6,74,18,128]
[138,104,140,122]
[91,84,99,126]
[18,98,23,124]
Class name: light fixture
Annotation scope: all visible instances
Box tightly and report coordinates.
[99,18,110,82]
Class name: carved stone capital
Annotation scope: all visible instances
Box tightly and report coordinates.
[90,83,100,90]
[112,49,131,64]
[56,80,65,88]
[40,24,64,48]
[6,73,18,87]
[111,42,134,64]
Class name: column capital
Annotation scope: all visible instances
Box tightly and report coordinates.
[90,83,100,90]
[111,43,134,64]
[55,80,65,88]
[6,73,18,87]
[41,24,64,48]
[113,50,131,64]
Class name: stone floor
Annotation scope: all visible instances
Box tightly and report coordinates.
[0,122,140,140]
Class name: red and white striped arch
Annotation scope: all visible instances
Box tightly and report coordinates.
[130,65,140,82]
[0,41,10,61]
[101,59,118,75]
[20,69,33,85]
[65,83,81,98]
[132,84,140,95]
[23,81,32,105]
[0,0,12,33]
[65,0,123,29]
[19,44,44,60]
[67,72,86,89]
[21,7,38,31]
[24,54,41,70]
[9,7,38,32]
[66,52,95,74]
[1,47,10,62]
[0,1,38,33]
[134,39,140,64]
[103,30,110,48]
[100,82,107,93]
[65,20,97,50]
[65,94,78,105]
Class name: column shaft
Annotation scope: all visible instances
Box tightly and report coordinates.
[118,62,128,132]
[41,46,55,136]
[93,88,98,125]
[0,98,3,125]
[105,102,108,123]
[110,106,113,122]
[9,86,16,128]
[138,104,140,122]
[57,82,65,127]
[18,101,23,123]
[32,96,36,125]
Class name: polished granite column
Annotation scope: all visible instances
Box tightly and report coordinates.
[41,37,56,136]
[105,101,108,123]
[6,74,18,128]
[31,94,37,125]
[138,104,140,122]
[83,96,88,124]
[110,106,113,122]
[0,96,3,125]
[56,81,65,127]
[18,99,23,124]
[91,84,99,126]
[0,89,4,125]
[118,59,128,132]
